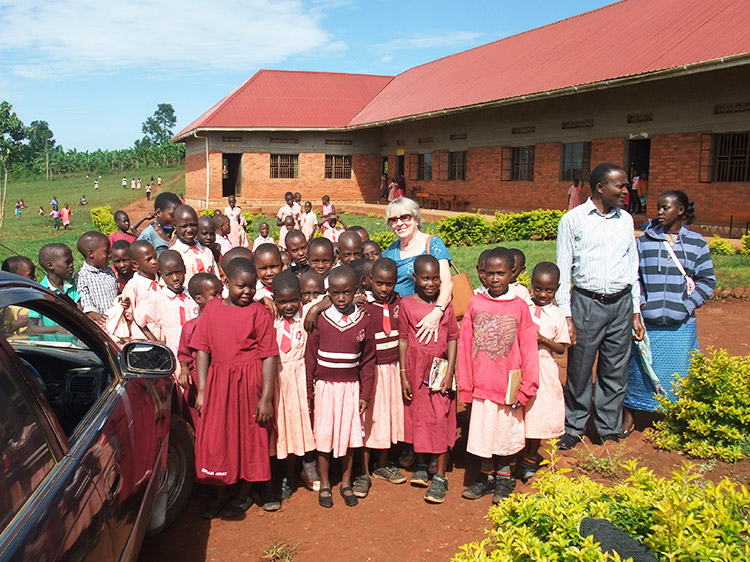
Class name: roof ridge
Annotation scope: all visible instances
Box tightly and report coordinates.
[257,68,394,79]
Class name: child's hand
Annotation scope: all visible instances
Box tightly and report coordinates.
[353,293,367,306]
[120,297,131,310]
[177,362,191,389]
[263,296,279,319]
[439,373,454,395]
[195,390,205,414]
[401,374,412,401]
[359,399,369,414]
[255,396,273,423]
[86,311,107,327]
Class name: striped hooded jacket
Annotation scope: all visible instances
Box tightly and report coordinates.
[637,220,716,325]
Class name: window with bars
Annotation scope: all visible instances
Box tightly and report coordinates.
[325,155,352,179]
[713,132,750,182]
[511,146,534,181]
[418,153,432,181]
[560,142,591,182]
[270,154,299,179]
[449,151,466,181]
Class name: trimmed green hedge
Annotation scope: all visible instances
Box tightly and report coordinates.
[90,206,117,235]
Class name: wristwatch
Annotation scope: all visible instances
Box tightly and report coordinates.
[434,304,446,312]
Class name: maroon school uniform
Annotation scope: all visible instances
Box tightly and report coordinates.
[177,318,200,428]
[363,294,401,364]
[189,299,279,485]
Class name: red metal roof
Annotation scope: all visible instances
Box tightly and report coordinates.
[175,70,392,137]
[176,0,750,138]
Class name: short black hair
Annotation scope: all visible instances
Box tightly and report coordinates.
[510,248,526,268]
[285,229,306,246]
[300,270,325,289]
[158,249,185,270]
[337,230,362,249]
[308,237,334,258]
[362,240,381,254]
[111,239,131,253]
[113,210,129,221]
[220,247,253,271]
[328,264,357,286]
[285,191,294,199]
[226,257,256,281]
[188,272,222,299]
[348,225,368,236]
[589,163,625,192]
[413,254,439,275]
[154,192,182,211]
[38,243,71,269]
[477,248,492,269]
[128,240,154,260]
[349,258,373,282]
[213,213,229,226]
[371,257,397,277]
[254,243,281,261]
[198,215,215,229]
[272,269,301,295]
[660,190,696,225]
[76,231,109,256]
[486,247,515,270]
[532,261,560,283]
[2,255,34,274]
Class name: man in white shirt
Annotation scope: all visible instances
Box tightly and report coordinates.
[556,163,645,450]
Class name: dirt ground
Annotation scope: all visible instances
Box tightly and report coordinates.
[137,298,750,562]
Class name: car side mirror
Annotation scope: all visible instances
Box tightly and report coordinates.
[120,341,175,377]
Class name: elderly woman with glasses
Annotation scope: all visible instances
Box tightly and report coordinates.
[382,197,453,342]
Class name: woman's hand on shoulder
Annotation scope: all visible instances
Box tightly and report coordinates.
[416,307,442,343]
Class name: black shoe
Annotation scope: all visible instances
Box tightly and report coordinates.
[492,475,516,504]
[599,433,622,445]
[557,433,582,450]
[461,473,495,500]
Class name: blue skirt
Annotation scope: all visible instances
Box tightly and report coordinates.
[624,322,698,412]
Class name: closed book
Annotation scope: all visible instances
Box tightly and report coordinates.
[505,369,522,405]
[429,357,456,392]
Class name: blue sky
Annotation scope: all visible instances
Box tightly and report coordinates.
[0,0,612,151]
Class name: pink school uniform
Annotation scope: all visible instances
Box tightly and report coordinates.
[305,305,376,458]
[146,286,199,380]
[217,234,233,255]
[224,204,249,248]
[122,274,163,341]
[277,204,300,230]
[252,234,275,252]
[171,238,218,284]
[177,318,200,428]
[510,281,531,302]
[190,299,279,485]
[320,222,345,244]
[271,309,315,459]
[362,295,404,449]
[300,211,317,240]
[524,302,570,439]
[457,291,539,459]
[254,281,273,303]
[400,296,459,454]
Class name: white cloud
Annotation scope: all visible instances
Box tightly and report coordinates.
[373,30,483,61]
[0,0,340,79]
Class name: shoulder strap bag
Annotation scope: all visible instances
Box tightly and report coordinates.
[425,235,473,319]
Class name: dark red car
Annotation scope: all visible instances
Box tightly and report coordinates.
[0,272,194,561]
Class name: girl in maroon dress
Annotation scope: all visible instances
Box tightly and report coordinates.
[191,257,279,519]
[399,255,459,504]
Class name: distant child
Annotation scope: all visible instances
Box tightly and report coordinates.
[300,271,325,305]
[61,204,72,230]
[214,214,233,256]
[319,214,346,244]
[277,191,300,232]
[79,194,86,206]
[171,205,218,284]
[355,258,405,498]
[300,201,317,241]
[284,230,309,276]
[50,205,62,230]
[280,251,292,272]
[509,248,531,301]
[305,265,376,508]
[270,271,319,499]
[321,194,336,219]
[399,255,459,504]
[254,243,282,304]
[110,211,137,244]
[337,231,363,264]
[362,240,382,261]
[349,225,370,242]
[519,262,570,482]
[457,247,539,504]
[27,245,80,340]
[145,183,152,201]
[307,237,335,286]
[224,194,249,248]
[38,206,45,216]
[278,216,296,251]
[122,240,163,341]
[75,231,119,325]
[293,192,302,211]
[137,192,182,256]
[177,273,224,427]
[474,249,492,294]
[253,222,274,252]
[1,256,36,337]
[197,215,221,263]
[191,257,278,518]
[111,239,134,291]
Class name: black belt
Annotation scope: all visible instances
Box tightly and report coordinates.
[574,286,631,304]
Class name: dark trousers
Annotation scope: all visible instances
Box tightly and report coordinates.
[564,289,633,438]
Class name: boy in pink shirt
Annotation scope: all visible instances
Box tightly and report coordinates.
[122,240,164,341]
[213,214,233,256]
[300,201,318,241]
[277,191,300,230]
[170,205,218,284]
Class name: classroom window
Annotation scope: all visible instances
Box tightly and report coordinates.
[713,132,750,182]
[560,142,591,182]
[325,155,352,179]
[449,151,466,181]
[418,153,432,181]
[270,154,299,179]
[511,146,535,181]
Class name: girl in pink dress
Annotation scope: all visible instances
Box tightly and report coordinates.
[520,262,570,482]
[60,204,72,229]
[224,194,249,248]
[191,257,279,519]
[399,255,459,504]
[321,194,335,219]
[457,247,539,504]
[270,271,319,499]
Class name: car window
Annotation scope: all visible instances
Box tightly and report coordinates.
[2,304,115,439]
[0,362,56,533]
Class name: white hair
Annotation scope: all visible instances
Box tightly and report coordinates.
[386,197,423,229]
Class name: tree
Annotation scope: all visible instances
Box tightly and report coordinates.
[26,120,55,180]
[0,101,26,228]
[141,103,177,145]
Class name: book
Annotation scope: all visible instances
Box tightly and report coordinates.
[429,357,456,392]
[505,369,522,405]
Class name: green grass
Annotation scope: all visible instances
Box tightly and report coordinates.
[712,254,750,289]
[1,167,184,277]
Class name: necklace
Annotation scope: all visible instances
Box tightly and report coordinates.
[665,232,679,247]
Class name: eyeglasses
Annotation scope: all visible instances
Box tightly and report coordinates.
[387,213,413,226]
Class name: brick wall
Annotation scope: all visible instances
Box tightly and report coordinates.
[185,151,223,204]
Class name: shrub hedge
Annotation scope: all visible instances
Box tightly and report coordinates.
[741,233,750,256]
[709,234,736,255]
[90,206,117,235]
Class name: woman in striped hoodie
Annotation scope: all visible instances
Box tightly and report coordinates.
[623,190,716,432]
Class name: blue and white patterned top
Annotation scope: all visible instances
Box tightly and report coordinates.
[383,235,452,297]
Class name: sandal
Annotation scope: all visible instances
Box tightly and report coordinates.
[339,486,358,507]
[220,495,253,518]
[200,497,226,520]
[318,487,333,508]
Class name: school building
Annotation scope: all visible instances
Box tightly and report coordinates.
[174,0,750,227]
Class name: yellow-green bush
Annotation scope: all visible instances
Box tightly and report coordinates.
[741,233,750,256]
[454,456,750,561]
[435,214,491,247]
[490,209,564,242]
[649,348,750,461]
[371,229,397,251]
[709,234,736,255]
[90,205,117,235]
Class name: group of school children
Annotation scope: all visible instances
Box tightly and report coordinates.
[1,188,569,518]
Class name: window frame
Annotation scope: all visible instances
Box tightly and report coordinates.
[324,154,353,179]
[269,154,299,179]
[448,151,467,181]
[712,131,750,183]
[560,142,592,182]
[510,146,535,181]
[418,153,433,181]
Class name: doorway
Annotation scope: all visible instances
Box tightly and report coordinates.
[222,153,243,198]
[397,154,405,179]
[381,157,389,178]
[627,139,650,179]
